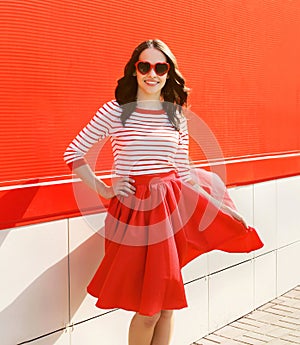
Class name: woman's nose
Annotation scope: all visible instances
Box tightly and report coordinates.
[148,67,157,77]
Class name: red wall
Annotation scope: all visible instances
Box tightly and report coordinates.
[1,0,300,229]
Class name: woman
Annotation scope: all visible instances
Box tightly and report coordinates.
[64,39,263,345]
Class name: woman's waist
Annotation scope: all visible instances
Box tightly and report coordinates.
[118,170,177,185]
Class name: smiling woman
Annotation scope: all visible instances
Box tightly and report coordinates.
[63,39,263,345]
[135,48,169,100]
[115,39,189,131]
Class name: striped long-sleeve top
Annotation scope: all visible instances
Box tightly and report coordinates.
[64,100,191,181]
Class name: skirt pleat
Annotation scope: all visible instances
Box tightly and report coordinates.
[87,169,263,316]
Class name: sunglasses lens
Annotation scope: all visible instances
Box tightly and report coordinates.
[155,63,169,75]
[137,62,150,74]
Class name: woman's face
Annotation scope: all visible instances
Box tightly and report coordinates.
[135,47,168,101]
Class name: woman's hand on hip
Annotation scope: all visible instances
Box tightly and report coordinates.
[100,176,136,199]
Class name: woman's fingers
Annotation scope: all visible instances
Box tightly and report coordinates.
[231,210,249,228]
[233,213,249,229]
[221,205,249,229]
[124,180,136,191]
[112,177,136,197]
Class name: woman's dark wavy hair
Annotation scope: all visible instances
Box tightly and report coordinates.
[115,39,189,131]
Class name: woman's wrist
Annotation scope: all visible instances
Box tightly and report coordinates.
[192,183,223,208]
[95,179,112,199]
[192,183,202,192]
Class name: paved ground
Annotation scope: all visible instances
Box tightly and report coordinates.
[194,286,300,345]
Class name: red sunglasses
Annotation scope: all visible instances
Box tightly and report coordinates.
[135,61,170,76]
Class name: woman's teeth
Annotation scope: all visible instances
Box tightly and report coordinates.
[145,80,159,86]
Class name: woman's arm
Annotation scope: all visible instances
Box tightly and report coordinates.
[64,101,119,170]
[64,101,135,199]
[188,179,249,228]
[176,117,248,228]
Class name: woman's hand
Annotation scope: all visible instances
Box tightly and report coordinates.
[191,182,249,229]
[98,176,136,199]
[72,164,136,200]
[220,204,249,229]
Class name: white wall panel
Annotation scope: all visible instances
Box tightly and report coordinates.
[69,213,110,324]
[207,185,254,275]
[277,241,300,295]
[173,278,209,345]
[26,329,70,345]
[253,180,277,255]
[70,309,133,345]
[1,175,299,344]
[228,185,254,227]
[182,253,208,283]
[208,251,252,275]
[254,252,277,308]
[277,176,300,247]
[208,260,254,332]
[0,220,69,345]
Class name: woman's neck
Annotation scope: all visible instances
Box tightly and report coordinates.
[136,99,163,110]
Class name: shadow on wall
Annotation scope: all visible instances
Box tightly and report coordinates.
[0,179,40,235]
[0,229,105,345]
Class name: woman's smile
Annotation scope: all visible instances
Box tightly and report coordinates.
[144,79,160,86]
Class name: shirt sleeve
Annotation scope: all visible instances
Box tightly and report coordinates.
[63,100,120,170]
[174,116,192,181]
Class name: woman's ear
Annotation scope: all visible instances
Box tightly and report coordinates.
[133,71,137,76]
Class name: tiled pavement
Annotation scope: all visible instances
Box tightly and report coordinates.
[194,286,300,345]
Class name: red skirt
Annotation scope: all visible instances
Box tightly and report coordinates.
[87,169,263,316]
